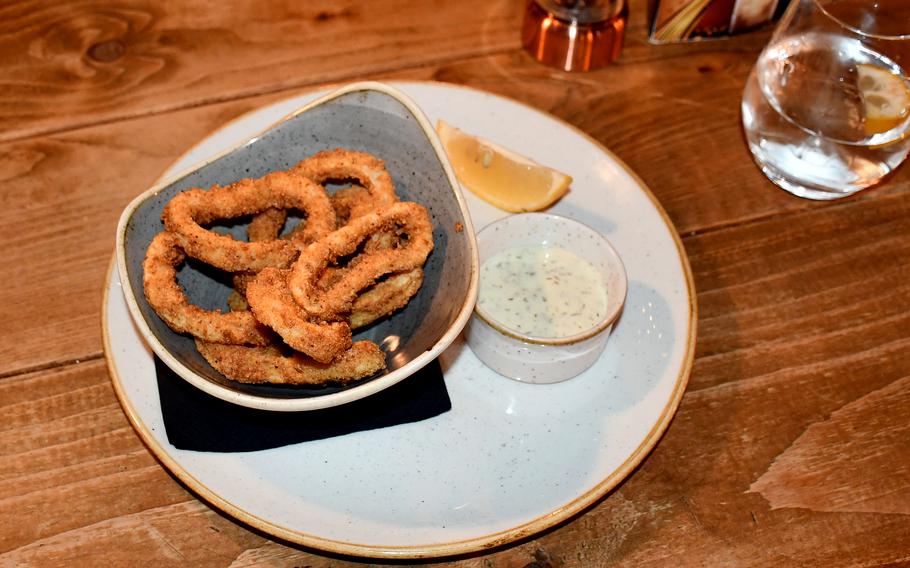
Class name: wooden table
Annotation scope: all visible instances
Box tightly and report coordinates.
[3,1,909,565]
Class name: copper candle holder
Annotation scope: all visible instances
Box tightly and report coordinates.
[521,0,627,72]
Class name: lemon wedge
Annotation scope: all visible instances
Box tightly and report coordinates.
[436,120,572,212]
[857,63,910,136]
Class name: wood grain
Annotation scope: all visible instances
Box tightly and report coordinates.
[750,374,910,515]
[0,360,266,565]
[690,192,910,393]
[0,0,523,143]
[3,0,910,563]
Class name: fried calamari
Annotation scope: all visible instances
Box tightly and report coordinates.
[196,339,386,385]
[162,170,334,272]
[143,232,272,346]
[245,267,352,364]
[142,148,434,387]
[288,201,434,321]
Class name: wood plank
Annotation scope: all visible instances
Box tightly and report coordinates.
[750,374,910,515]
[0,0,524,142]
[689,191,910,392]
[2,357,907,565]
[0,361,272,565]
[587,355,910,566]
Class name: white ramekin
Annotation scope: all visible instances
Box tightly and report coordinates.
[465,213,627,384]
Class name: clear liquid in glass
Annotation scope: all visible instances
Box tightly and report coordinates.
[742,31,910,199]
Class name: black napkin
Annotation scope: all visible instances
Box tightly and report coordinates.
[156,357,451,452]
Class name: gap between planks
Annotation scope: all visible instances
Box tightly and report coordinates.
[0,354,104,382]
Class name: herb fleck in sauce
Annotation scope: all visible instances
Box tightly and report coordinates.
[478,246,608,337]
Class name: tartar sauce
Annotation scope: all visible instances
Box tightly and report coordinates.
[478,245,608,338]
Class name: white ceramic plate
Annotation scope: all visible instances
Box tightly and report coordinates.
[104,81,696,558]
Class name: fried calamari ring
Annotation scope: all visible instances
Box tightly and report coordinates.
[230,205,298,304]
[247,186,376,241]
[293,149,397,209]
[142,232,271,346]
[231,183,372,300]
[231,271,257,298]
[245,267,352,363]
[291,264,423,328]
[230,184,369,295]
[195,339,386,385]
[288,201,434,320]
[162,170,335,272]
[231,265,418,329]
[349,268,424,329]
[247,148,398,236]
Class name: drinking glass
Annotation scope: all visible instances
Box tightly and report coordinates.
[741,0,910,200]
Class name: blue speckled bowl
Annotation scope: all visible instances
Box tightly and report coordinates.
[115,82,478,411]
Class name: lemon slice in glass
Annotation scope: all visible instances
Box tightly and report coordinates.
[857,63,910,136]
[436,120,572,212]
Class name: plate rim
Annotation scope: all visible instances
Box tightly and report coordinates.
[103,80,697,559]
